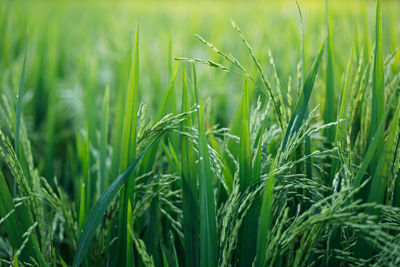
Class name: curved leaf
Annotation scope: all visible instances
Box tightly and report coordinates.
[73,134,162,267]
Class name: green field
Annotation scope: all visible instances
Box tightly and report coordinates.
[1,0,400,266]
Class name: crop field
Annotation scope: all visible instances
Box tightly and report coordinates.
[0,0,400,266]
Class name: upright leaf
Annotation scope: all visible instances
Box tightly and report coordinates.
[239,77,252,192]
[99,85,109,195]
[238,77,258,267]
[116,25,139,267]
[139,59,180,174]
[353,93,396,189]
[193,64,218,267]
[254,163,275,267]
[181,66,199,267]
[281,39,326,153]
[323,0,336,144]
[297,2,312,181]
[369,0,385,184]
[368,97,400,205]
[13,32,28,196]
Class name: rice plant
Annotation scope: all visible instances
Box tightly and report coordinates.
[1,0,400,266]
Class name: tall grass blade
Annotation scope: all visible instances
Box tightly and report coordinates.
[238,77,259,267]
[13,32,28,196]
[239,77,252,192]
[368,97,400,204]
[354,92,396,188]
[73,134,161,267]
[116,24,140,267]
[281,39,326,153]
[368,0,385,187]
[323,0,336,144]
[254,163,275,267]
[181,66,199,267]
[110,49,131,181]
[193,64,218,267]
[297,2,313,181]
[43,25,58,179]
[139,59,180,174]
[99,85,109,196]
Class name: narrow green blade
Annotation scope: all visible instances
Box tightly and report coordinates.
[181,66,199,267]
[239,77,252,192]
[238,77,258,267]
[323,0,336,144]
[116,24,140,267]
[254,163,275,267]
[281,39,326,152]
[13,32,28,196]
[354,93,396,189]
[73,134,161,267]
[368,0,385,184]
[99,85,109,195]
[193,64,218,267]
[139,59,180,174]
[368,97,400,204]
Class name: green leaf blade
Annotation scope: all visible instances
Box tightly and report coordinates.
[193,64,218,267]
[181,66,199,267]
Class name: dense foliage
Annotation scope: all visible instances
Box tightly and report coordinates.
[0,0,400,266]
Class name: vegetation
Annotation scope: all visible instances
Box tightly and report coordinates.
[0,0,400,266]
